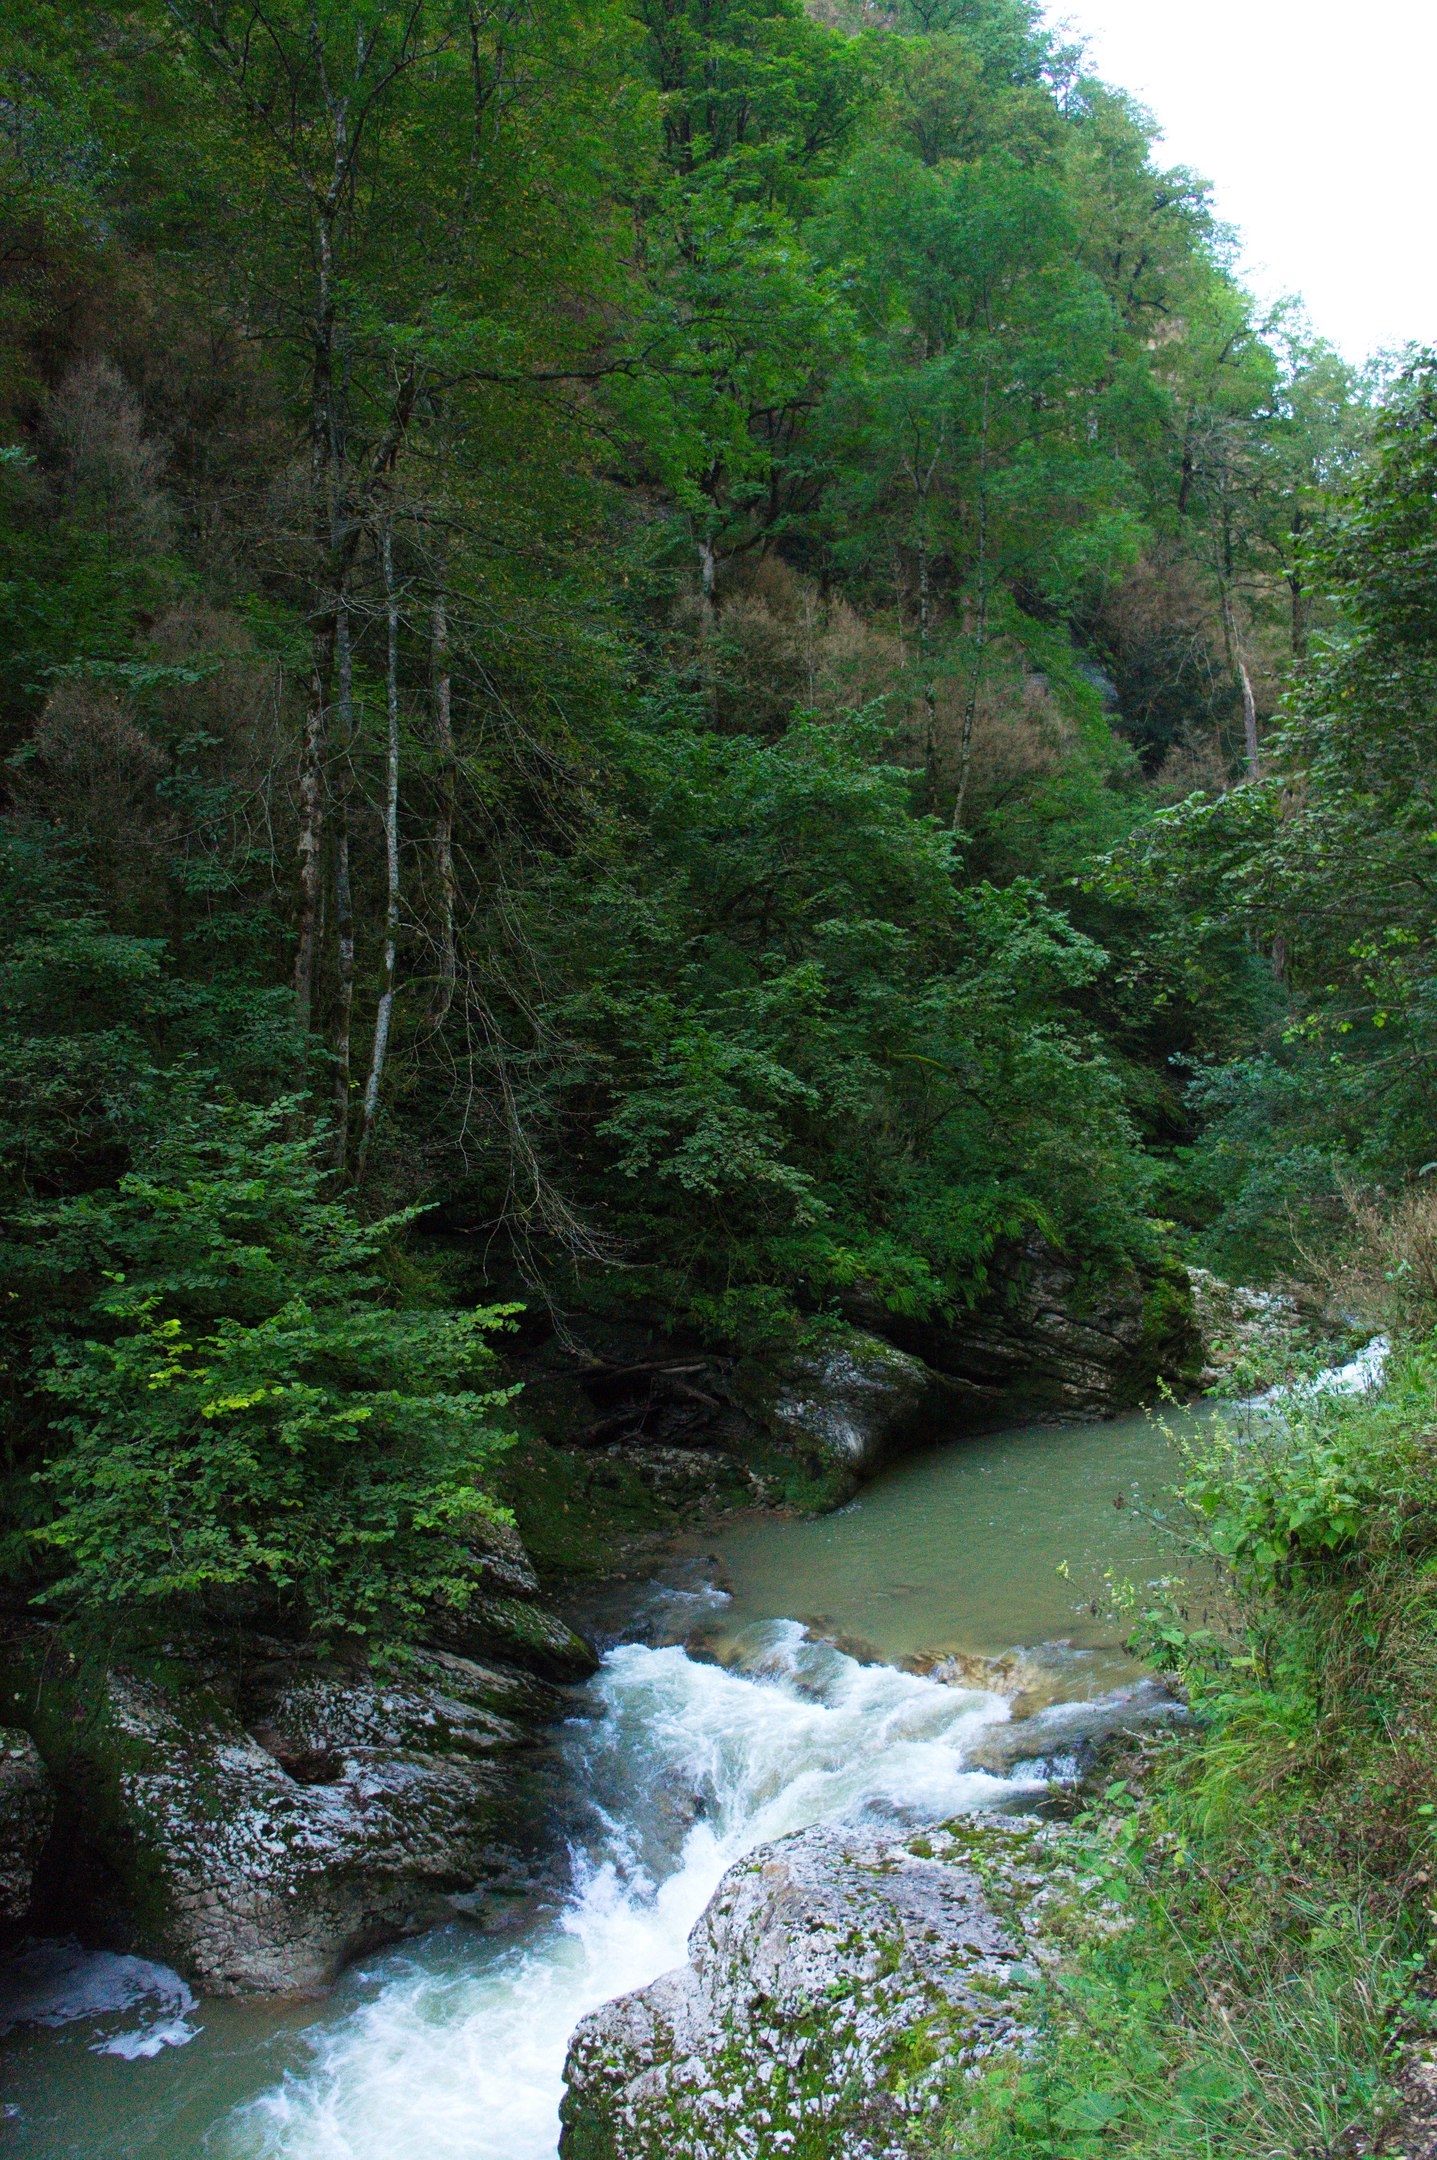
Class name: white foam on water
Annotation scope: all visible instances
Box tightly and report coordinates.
[1252,1333,1390,1407]
[0,1940,198,2055]
[220,1620,1031,2160]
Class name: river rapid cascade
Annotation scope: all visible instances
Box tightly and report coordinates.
[0,1387,1344,2159]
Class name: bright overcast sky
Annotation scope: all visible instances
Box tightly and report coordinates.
[1056,0,1437,364]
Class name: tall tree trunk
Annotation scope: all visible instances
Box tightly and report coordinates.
[431,584,458,1023]
[953,364,992,835]
[294,168,344,1034]
[358,518,402,1182]
[1288,506,1307,660]
[1238,657,1260,778]
[328,604,357,1165]
[1218,579,1261,779]
[917,518,937,802]
[902,426,943,808]
[293,614,335,1029]
[697,533,719,719]
[1288,574,1307,661]
[331,798,354,1165]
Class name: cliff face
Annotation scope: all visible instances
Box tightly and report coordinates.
[841,1245,1203,1426]
[0,1729,54,1929]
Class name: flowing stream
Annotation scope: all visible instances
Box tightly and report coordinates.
[1,1401,1212,2157]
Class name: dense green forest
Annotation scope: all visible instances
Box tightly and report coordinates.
[10,1,1437,2152]
[5,0,1410,1634]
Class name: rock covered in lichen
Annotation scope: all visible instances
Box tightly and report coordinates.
[0,1726,54,1925]
[8,1629,561,1995]
[559,1814,1079,2160]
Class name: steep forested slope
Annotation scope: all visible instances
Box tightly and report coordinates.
[0,0,1382,1632]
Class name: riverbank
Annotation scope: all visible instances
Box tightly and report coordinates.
[937,1333,1437,2160]
[1,1285,1397,2158]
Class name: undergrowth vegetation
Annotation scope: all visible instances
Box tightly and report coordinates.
[945,1340,1437,2159]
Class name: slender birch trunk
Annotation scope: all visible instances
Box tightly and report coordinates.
[1238,656,1260,778]
[357,518,401,1181]
[431,584,458,1024]
[954,363,992,835]
[329,604,357,1166]
[294,159,342,1033]
[293,616,334,1029]
[917,519,937,801]
[698,533,719,719]
[1218,575,1261,780]
[331,799,355,1165]
[902,427,943,807]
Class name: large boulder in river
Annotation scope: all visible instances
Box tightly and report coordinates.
[0,1727,55,1925]
[559,1813,1076,2160]
[6,1626,564,1994]
[729,1328,960,1485]
[846,1244,1202,1425]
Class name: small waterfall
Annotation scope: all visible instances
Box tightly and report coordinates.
[221,1620,1034,2160]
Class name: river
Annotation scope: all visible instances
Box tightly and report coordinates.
[1,1400,1209,2158]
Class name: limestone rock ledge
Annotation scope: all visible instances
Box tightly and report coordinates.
[559,1814,1081,2160]
[5,1630,566,1994]
[0,1519,598,1994]
[845,1245,1202,1426]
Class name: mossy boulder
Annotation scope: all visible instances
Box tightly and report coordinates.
[3,1626,556,1994]
[729,1328,962,1488]
[559,1814,1080,2160]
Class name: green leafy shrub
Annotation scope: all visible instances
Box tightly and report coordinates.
[14,1101,517,1636]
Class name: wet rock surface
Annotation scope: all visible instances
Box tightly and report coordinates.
[9,1630,557,1995]
[0,1727,55,1926]
[559,1813,1080,2160]
[1186,1267,1311,1387]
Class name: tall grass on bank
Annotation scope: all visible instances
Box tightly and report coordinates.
[944,1340,1437,2159]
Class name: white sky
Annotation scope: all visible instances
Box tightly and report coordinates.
[1056,0,1437,364]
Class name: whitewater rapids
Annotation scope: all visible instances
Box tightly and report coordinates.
[218,1618,1035,2160]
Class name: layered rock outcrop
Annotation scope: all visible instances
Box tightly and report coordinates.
[0,1727,55,1926]
[1,1521,596,1994]
[845,1244,1201,1424]
[560,1813,1079,2160]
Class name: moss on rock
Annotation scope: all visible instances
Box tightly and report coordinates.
[559,1814,1082,2160]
